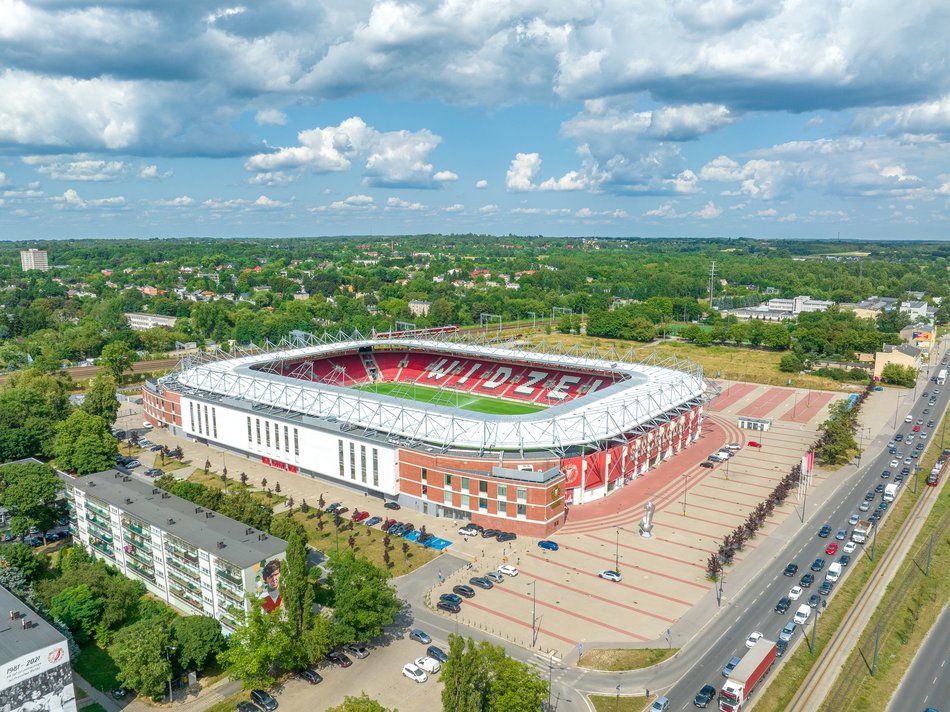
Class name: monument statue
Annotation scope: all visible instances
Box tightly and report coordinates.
[639,500,655,538]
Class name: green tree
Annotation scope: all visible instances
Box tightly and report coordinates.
[442,635,487,712]
[49,584,103,643]
[779,352,804,373]
[486,654,548,712]
[219,598,290,689]
[441,634,546,712]
[172,616,226,672]
[326,694,396,712]
[100,341,136,380]
[54,410,117,475]
[110,617,173,698]
[81,372,120,424]
[881,363,917,387]
[0,461,64,542]
[281,531,313,637]
[326,550,400,645]
[0,542,46,581]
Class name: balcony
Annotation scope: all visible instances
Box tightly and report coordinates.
[166,555,201,580]
[124,534,151,553]
[170,586,203,612]
[86,501,110,518]
[123,545,153,567]
[166,569,200,592]
[85,511,111,529]
[91,539,114,559]
[216,582,244,605]
[164,543,199,566]
[127,561,156,583]
[217,611,238,631]
[122,520,146,536]
[216,567,243,586]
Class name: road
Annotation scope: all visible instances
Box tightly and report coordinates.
[0,357,179,385]
[886,599,950,712]
[395,344,950,712]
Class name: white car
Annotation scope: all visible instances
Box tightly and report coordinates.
[905,415,913,423]
[788,585,803,601]
[415,656,441,673]
[859,501,871,512]
[889,459,899,468]
[745,631,763,648]
[458,526,480,537]
[498,564,519,577]
[141,421,153,430]
[843,541,857,554]
[402,663,427,683]
[598,570,622,582]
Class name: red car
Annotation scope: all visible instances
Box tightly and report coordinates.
[825,542,838,555]
[351,510,370,522]
[912,425,920,432]
[747,441,762,448]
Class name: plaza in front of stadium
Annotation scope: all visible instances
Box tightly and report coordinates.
[140,329,849,654]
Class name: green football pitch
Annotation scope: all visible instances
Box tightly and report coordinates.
[354,381,546,415]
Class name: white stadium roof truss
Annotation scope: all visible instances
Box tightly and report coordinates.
[168,330,707,451]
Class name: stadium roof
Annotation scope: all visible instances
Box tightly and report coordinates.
[165,334,706,451]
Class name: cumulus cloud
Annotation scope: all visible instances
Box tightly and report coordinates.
[575,207,628,219]
[248,171,297,187]
[154,195,195,207]
[139,164,172,180]
[475,179,488,189]
[505,152,589,192]
[310,194,377,212]
[22,155,128,182]
[254,194,287,207]
[563,99,735,147]
[478,204,498,213]
[385,196,424,210]
[247,116,453,188]
[255,109,288,126]
[643,200,722,219]
[51,188,125,209]
[444,203,464,212]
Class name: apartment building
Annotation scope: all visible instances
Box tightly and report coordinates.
[62,470,286,633]
[125,312,179,331]
[19,248,49,272]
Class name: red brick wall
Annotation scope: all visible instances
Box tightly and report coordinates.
[142,387,182,428]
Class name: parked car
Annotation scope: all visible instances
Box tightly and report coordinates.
[351,510,370,522]
[807,593,820,608]
[426,645,448,663]
[402,663,427,683]
[484,571,504,584]
[598,570,622,582]
[149,444,164,451]
[745,631,763,648]
[469,577,494,590]
[843,541,857,554]
[335,506,349,515]
[125,459,141,468]
[440,593,463,606]
[779,621,797,642]
[409,629,432,644]
[650,696,670,712]
[538,540,559,551]
[326,651,352,668]
[722,655,742,677]
[458,526,481,537]
[388,524,404,537]
[774,596,791,614]
[365,517,382,527]
[325,503,341,513]
[839,555,851,567]
[848,514,860,525]
[452,585,476,598]
[437,600,461,613]
[783,563,799,577]
[415,656,442,673]
[144,468,163,477]
[859,501,871,512]
[481,529,500,539]
[343,644,370,659]
[819,581,834,596]
[498,564,519,577]
[776,639,788,657]
[381,519,397,531]
[700,461,715,468]
[800,573,815,588]
[250,690,278,711]
[825,543,838,555]
[384,501,401,510]
[496,532,517,542]
[810,558,826,572]
[747,441,761,447]
[818,524,832,538]
[297,668,322,685]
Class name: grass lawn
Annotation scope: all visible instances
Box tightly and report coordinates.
[73,642,121,693]
[578,648,678,671]
[82,704,108,712]
[354,381,546,415]
[280,509,441,577]
[754,410,949,712]
[535,334,852,391]
[188,468,287,506]
[204,693,249,712]
[589,694,652,712]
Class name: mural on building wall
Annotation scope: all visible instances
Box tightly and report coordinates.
[253,558,282,613]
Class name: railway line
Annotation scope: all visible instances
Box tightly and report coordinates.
[0,357,179,386]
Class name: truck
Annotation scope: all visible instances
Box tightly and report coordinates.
[852,520,873,544]
[719,639,777,711]
[936,368,947,386]
[883,483,898,503]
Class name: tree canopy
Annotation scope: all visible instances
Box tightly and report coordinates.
[54,410,117,475]
[0,460,64,541]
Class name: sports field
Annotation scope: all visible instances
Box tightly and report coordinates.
[354,381,546,415]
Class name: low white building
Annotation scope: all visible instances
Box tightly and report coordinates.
[766,295,833,315]
[63,470,286,633]
[408,300,431,317]
[126,312,178,331]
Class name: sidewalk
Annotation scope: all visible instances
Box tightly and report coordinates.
[72,673,119,712]
[124,677,242,712]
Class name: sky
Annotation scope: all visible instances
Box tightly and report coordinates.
[1,0,949,240]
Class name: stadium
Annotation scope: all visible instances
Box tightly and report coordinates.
[143,329,708,536]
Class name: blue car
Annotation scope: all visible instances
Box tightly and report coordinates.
[365,517,382,527]
[538,540,559,551]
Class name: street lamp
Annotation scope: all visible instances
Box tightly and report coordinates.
[614,528,620,572]
[682,473,690,516]
[528,580,537,646]
[166,644,178,702]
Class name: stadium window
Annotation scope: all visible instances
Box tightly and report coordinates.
[443,489,453,505]
[212,408,217,439]
[338,440,345,478]
[294,428,299,456]
[372,448,379,487]
[284,425,289,452]
[196,405,202,434]
[498,500,507,515]
[445,473,453,488]
[517,487,527,501]
[349,443,355,479]
[478,497,487,512]
[517,503,527,518]
[361,445,367,483]
[461,477,470,491]
[204,406,209,436]
[422,484,428,495]
[189,402,195,431]
[265,421,271,448]
[479,480,488,493]
[274,422,279,450]
[421,468,427,483]
[247,417,252,442]
[256,419,261,445]
[497,484,507,499]
[461,494,470,509]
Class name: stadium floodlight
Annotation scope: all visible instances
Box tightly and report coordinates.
[480,313,502,333]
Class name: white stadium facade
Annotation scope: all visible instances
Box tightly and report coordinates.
[144,330,708,536]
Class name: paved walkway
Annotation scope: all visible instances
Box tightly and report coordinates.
[72,673,120,712]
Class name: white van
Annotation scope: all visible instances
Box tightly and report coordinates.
[793,603,811,625]
[904,414,913,423]
[826,562,842,583]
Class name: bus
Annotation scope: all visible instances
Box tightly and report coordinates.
[937,368,947,386]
